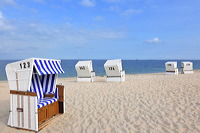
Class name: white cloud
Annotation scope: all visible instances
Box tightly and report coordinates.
[0,20,124,58]
[80,0,95,7]
[120,9,142,17]
[145,38,161,44]
[0,11,15,30]
[109,5,119,12]
[0,0,16,6]
[0,11,3,19]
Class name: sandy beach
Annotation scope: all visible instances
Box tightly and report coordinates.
[0,71,200,133]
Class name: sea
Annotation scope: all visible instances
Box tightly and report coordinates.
[1,59,200,81]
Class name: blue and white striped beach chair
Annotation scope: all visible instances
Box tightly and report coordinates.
[6,58,65,131]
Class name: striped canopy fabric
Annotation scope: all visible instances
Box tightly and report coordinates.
[34,59,64,75]
[30,68,44,99]
[30,58,64,102]
[41,74,56,94]
[30,68,58,99]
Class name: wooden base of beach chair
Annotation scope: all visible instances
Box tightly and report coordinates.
[38,85,65,131]
[9,102,62,132]
[38,114,61,131]
[38,101,59,124]
[57,85,65,113]
[8,113,61,132]
[8,85,65,132]
[38,85,65,124]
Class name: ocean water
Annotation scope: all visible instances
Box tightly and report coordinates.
[1,59,200,81]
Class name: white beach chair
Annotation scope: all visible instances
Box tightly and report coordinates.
[104,59,125,82]
[165,62,178,74]
[75,60,95,82]
[6,58,65,132]
[181,62,193,74]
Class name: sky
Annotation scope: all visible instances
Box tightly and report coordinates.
[0,0,200,60]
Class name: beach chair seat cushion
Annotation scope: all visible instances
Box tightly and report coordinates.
[37,97,58,108]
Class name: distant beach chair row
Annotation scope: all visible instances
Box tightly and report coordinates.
[165,61,193,75]
[75,59,125,82]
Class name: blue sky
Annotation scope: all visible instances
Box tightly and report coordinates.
[0,0,200,59]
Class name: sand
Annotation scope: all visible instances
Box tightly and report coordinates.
[0,71,200,133]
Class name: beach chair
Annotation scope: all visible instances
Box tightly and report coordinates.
[104,59,125,82]
[181,62,193,74]
[75,60,95,82]
[165,62,178,74]
[6,58,65,132]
